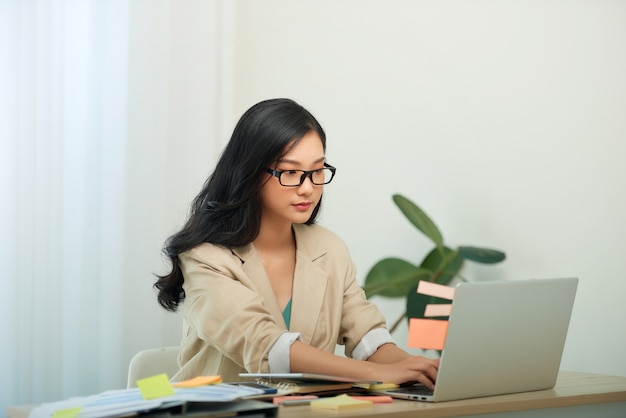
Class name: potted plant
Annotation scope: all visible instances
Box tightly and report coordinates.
[362,194,506,333]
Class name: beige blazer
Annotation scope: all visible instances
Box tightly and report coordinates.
[172,223,388,382]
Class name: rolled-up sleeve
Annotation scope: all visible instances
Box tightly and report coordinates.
[351,327,395,360]
[268,332,302,373]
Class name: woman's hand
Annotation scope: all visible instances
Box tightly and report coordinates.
[373,356,440,389]
[366,343,439,388]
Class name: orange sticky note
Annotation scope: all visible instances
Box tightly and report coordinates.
[136,373,176,399]
[417,281,456,300]
[408,318,448,350]
[172,375,222,387]
[424,303,453,317]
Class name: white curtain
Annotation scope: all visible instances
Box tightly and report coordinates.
[1,0,130,408]
[1,0,233,410]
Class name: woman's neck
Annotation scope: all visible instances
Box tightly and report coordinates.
[254,220,295,252]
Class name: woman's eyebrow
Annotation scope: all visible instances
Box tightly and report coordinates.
[278,156,326,165]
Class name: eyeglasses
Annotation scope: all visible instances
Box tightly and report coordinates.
[266,162,337,187]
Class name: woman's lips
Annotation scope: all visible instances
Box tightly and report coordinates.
[293,202,312,211]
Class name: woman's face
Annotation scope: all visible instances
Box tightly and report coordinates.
[260,130,326,226]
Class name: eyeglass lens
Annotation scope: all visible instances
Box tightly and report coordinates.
[280,168,333,186]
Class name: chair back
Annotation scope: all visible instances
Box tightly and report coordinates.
[127,346,180,388]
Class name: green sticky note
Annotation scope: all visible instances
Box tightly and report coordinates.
[51,407,82,418]
[136,373,176,399]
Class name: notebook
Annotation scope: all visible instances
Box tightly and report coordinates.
[378,277,578,402]
[171,400,278,417]
[238,373,379,395]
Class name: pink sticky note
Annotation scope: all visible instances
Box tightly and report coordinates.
[348,395,393,404]
[408,318,448,350]
[424,304,453,317]
[417,281,456,300]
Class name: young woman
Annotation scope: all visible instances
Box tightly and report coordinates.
[155,98,439,387]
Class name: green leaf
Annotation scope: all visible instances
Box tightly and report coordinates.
[363,258,433,298]
[420,247,464,285]
[458,246,506,264]
[406,282,451,320]
[392,194,444,247]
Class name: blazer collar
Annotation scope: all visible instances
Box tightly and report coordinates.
[231,224,326,262]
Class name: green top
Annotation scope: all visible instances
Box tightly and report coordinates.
[282,298,292,330]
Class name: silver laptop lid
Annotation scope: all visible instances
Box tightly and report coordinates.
[432,277,578,402]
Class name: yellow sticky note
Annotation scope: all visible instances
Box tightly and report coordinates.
[424,303,453,317]
[52,407,82,418]
[366,383,399,391]
[310,394,373,411]
[172,375,222,388]
[417,281,456,300]
[136,373,176,399]
[408,318,448,350]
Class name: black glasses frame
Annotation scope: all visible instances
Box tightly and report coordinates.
[265,162,337,187]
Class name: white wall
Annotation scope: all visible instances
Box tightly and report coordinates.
[233,0,626,376]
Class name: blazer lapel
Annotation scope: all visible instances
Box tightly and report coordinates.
[290,228,328,344]
[233,225,328,336]
[235,245,287,329]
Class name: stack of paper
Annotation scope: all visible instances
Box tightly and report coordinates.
[29,374,265,418]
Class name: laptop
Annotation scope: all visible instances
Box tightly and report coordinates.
[379,277,578,402]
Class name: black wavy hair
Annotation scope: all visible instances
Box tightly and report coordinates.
[154,98,327,311]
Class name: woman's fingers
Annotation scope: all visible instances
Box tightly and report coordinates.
[408,357,439,388]
[414,371,435,390]
[376,356,440,386]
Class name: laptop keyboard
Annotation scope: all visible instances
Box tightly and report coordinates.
[390,384,434,396]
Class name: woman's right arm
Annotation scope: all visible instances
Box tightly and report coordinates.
[289,340,439,389]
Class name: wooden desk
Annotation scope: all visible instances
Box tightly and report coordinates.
[7,371,626,418]
[277,371,626,418]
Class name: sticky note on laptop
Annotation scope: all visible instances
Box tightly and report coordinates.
[424,303,452,317]
[408,318,448,350]
[417,280,456,300]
